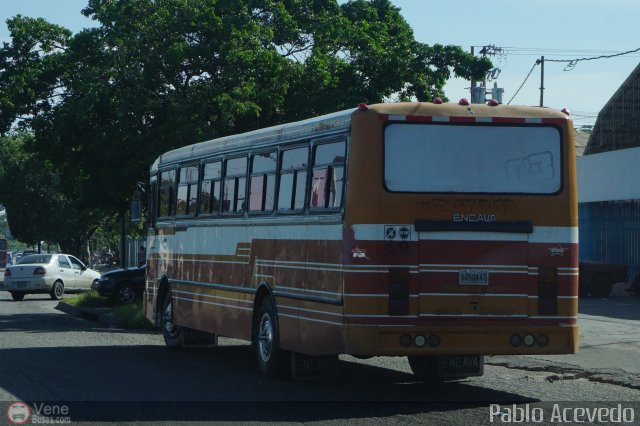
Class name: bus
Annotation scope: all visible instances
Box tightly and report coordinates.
[144,100,578,379]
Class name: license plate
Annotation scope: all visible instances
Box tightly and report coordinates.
[459,269,489,285]
[438,355,484,377]
[16,281,28,288]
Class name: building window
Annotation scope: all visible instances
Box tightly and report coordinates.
[199,161,222,215]
[277,146,308,211]
[249,151,277,212]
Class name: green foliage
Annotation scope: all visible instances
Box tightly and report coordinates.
[0,133,105,254]
[112,302,154,329]
[0,0,492,250]
[63,290,111,307]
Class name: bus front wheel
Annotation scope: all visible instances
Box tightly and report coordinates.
[255,297,288,378]
[161,290,184,349]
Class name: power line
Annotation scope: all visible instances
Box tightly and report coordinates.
[545,47,640,70]
[507,61,538,105]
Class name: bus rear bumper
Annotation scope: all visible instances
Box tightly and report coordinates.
[343,325,579,357]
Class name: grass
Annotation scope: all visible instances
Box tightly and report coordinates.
[112,302,154,330]
[64,290,111,307]
[62,291,154,329]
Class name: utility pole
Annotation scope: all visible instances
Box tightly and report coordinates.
[470,46,479,103]
[470,45,504,104]
[539,55,545,107]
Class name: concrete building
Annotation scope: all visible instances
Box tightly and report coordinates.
[577,62,640,281]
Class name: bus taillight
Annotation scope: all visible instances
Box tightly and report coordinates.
[388,267,410,316]
[538,267,558,315]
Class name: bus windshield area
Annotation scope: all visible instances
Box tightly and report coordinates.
[384,123,562,194]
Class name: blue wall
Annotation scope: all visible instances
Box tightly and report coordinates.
[579,201,640,279]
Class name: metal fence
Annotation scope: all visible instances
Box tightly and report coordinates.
[579,200,640,279]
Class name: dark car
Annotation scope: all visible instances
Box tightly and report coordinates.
[97,265,145,304]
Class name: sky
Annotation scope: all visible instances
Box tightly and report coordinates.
[1,0,638,128]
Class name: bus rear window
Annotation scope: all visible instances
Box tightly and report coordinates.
[384,123,562,194]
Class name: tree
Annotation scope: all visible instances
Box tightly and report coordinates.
[0,0,491,255]
[0,133,104,254]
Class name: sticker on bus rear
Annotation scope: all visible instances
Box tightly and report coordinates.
[384,225,411,241]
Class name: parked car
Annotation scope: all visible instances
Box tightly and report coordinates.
[97,265,145,304]
[579,261,628,298]
[627,274,640,298]
[1,254,101,301]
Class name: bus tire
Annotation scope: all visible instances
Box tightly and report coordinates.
[161,290,184,349]
[407,355,439,380]
[10,292,25,301]
[255,297,288,379]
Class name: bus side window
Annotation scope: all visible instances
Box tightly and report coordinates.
[223,156,248,214]
[278,146,309,212]
[249,151,277,212]
[311,141,345,209]
[158,169,176,218]
[176,165,199,216]
[149,174,157,227]
[200,161,222,216]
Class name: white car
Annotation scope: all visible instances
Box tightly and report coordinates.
[2,254,101,301]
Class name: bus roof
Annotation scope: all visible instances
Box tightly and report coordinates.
[152,109,353,171]
[366,102,570,121]
[151,102,570,172]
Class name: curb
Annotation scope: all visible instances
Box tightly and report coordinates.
[55,302,118,328]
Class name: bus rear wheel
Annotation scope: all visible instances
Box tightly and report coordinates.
[10,292,25,301]
[161,290,184,349]
[407,355,439,379]
[255,297,288,378]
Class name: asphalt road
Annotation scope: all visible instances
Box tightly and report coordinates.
[0,292,638,425]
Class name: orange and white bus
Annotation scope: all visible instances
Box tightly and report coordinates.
[144,100,578,379]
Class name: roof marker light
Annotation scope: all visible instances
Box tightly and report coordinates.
[458,98,470,106]
[357,103,368,111]
[561,108,570,116]
[432,96,443,104]
[487,99,499,106]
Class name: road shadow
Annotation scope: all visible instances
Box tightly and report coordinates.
[0,312,156,335]
[579,297,640,321]
[0,344,537,423]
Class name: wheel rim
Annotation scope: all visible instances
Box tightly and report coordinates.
[91,281,99,290]
[258,312,273,363]
[163,299,179,337]
[119,287,135,304]
[55,283,63,298]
